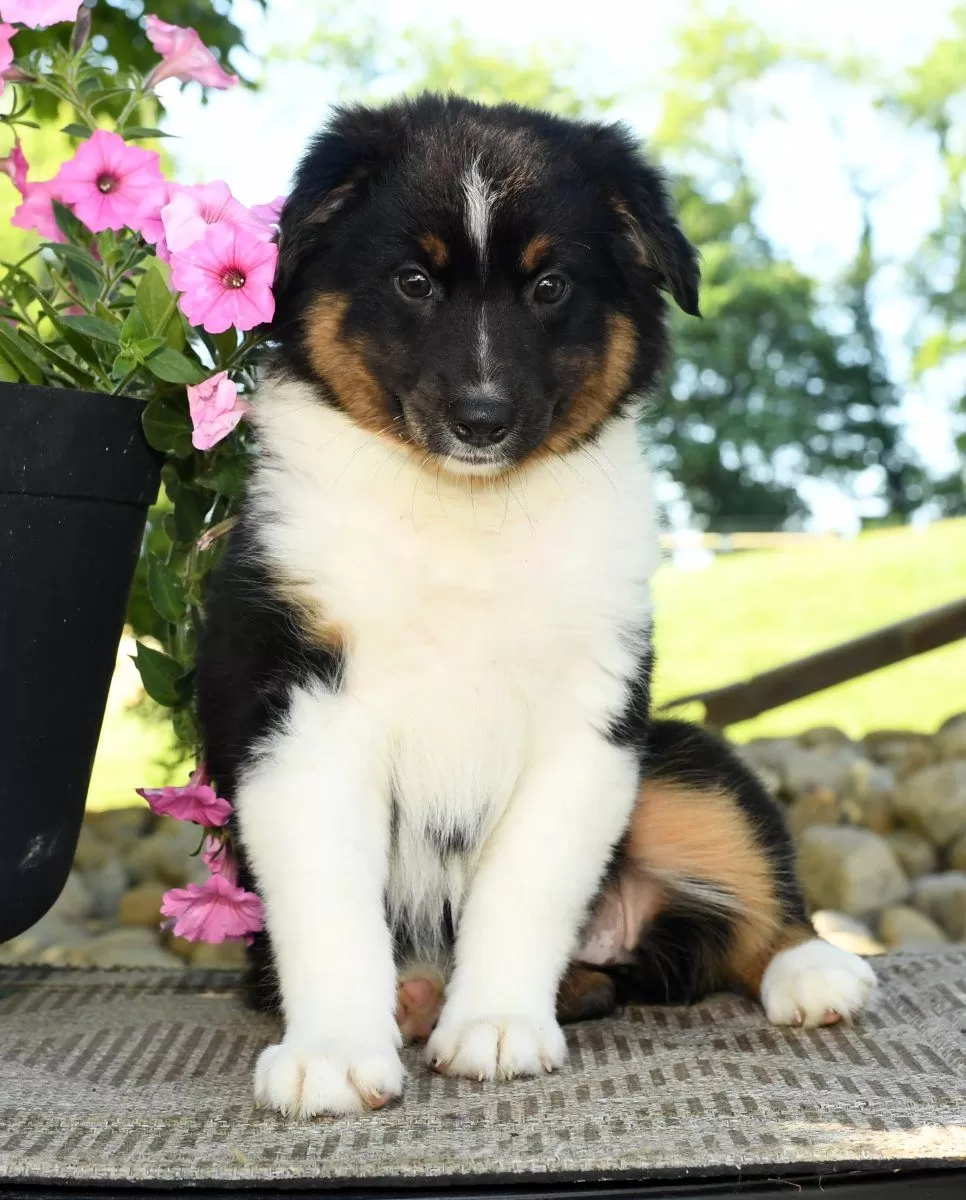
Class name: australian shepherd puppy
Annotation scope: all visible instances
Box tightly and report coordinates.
[197,94,874,1119]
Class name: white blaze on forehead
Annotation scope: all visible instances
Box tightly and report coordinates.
[476,309,496,386]
[462,160,495,266]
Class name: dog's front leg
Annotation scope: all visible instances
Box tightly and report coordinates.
[236,686,402,1117]
[427,726,638,1079]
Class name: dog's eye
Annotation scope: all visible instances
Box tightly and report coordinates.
[395,268,433,300]
[532,272,569,306]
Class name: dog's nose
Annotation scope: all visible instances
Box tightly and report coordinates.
[449,393,515,447]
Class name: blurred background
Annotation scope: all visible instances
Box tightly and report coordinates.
[7,0,963,807]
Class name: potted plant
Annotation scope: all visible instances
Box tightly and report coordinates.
[0,1,276,941]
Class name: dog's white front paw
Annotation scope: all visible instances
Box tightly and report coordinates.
[254,1038,405,1118]
[426,1013,567,1080]
[761,937,876,1028]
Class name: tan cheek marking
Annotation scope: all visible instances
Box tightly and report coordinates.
[303,293,396,439]
[418,233,449,270]
[541,312,637,456]
[521,234,552,273]
[627,781,781,990]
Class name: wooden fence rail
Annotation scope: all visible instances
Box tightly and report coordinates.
[662,597,966,729]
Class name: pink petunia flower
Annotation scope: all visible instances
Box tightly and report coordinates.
[11,178,66,242]
[136,764,232,826]
[139,179,173,261]
[187,370,247,450]
[54,129,166,234]
[161,180,271,257]
[0,138,27,193]
[0,23,14,94]
[202,834,238,885]
[170,221,276,334]
[250,194,285,228]
[0,0,81,28]
[161,873,264,944]
[144,15,237,90]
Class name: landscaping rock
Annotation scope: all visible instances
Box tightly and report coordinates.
[885,831,937,880]
[0,914,94,964]
[783,745,863,798]
[84,806,153,848]
[797,826,909,916]
[948,833,966,872]
[118,883,168,928]
[71,824,113,873]
[736,737,800,780]
[839,760,895,834]
[912,872,966,939]
[863,730,935,779]
[799,726,855,749]
[877,905,948,948]
[935,713,966,761]
[125,819,206,887]
[810,910,884,956]
[82,857,128,920]
[46,870,93,924]
[787,787,841,837]
[68,928,184,969]
[189,940,248,970]
[892,761,966,848]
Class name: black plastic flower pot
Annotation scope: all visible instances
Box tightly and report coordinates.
[0,384,161,943]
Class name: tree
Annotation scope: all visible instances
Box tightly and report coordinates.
[883,3,966,513]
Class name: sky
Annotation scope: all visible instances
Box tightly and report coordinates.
[159,0,963,529]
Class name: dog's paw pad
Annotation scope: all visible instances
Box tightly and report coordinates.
[761,937,876,1029]
[254,1040,404,1118]
[426,1015,567,1080]
[396,971,445,1043]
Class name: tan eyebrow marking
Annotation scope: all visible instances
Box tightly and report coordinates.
[418,233,449,269]
[521,233,552,273]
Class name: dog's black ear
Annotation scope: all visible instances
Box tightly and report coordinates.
[584,123,701,317]
[275,103,406,296]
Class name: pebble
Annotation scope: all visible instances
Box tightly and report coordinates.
[877,905,948,948]
[892,761,966,848]
[797,826,909,916]
[885,831,938,880]
[912,872,966,940]
[810,910,885,956]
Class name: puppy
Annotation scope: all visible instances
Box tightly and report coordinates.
[197,94,874,1119]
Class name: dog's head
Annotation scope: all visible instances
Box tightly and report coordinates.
[272,94,699,475]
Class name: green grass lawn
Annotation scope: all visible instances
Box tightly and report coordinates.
[87,519,966,810]
[652,518,966,741]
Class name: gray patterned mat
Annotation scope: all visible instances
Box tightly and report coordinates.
[1,954,966,1187]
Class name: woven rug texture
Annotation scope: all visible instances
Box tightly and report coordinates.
[1,953,965,1185]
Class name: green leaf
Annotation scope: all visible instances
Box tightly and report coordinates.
[51,199,87,243]
[136,263,175,336]
[122,126,174,139]
[146,556,187,623]
[142,396,194,458]
[200,453,250,499]
[0,352,21,383]
[61,315,120,345]
[61,122,92,139]
[133,642,184,708]
[213,329,239,365]
[173,485,211,544]
[145,346,206,385]
[18,328,96,387]
[139,336,167,358]
[120,306,150,342]
[111,351,138,380]
[0,322,44,385]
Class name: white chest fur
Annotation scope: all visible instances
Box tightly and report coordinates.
[249,379,660,942]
